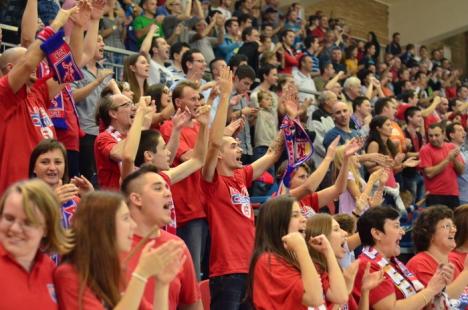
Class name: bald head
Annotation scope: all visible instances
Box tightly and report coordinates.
[333,101,348,114]
[0,47,27,74]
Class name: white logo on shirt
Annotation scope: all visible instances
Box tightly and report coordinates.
[229,186,251,218]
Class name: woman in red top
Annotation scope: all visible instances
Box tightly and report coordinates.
[407,206,468,307]
[246,195,324,309]
[0,179,71,309]
[54,191,186,310]
[450,205,468,275]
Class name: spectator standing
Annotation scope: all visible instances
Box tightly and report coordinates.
[386,32,402,56]
[133,0,164,47]
[215,18,242,63]
[419,123,464,209]
[446,122,468,205]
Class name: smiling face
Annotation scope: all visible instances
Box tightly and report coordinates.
[33,149,65,188]
[115,202,136,252]
[0,191,46,260]
[288,202,306,236]
[431,218,457,253]
[175,85,201,117]
[188,52,206,77]
[428,126,445,148]
[328,219,347,259]
[95,35,105,61]
[377,119,393,138]
[373,218,405,258]
[139,173,174,227]
[110,94,137,128]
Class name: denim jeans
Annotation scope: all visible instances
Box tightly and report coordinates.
[177,218,209,280]
[209,273,250,310]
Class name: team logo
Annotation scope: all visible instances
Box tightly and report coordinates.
[229,186,251,218]
[47,283,57,303]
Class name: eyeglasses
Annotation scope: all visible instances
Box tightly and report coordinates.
[1,214,43,231]
[116,101,135,109]
[439,223,456,230]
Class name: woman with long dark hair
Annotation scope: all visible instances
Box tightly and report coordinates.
[246,195,324,309]
[54,191,185,309]
[365,115,417,212]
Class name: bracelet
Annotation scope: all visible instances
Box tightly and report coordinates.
[131,272,148,284]
[352,211,360,218]
[37,26,56,42]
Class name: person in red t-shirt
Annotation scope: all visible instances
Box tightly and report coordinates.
[450,205,468,276]
[278,29,303,75]
[159,80,210,279]
[276,137,361,217]
[419,123,464,209]
[54,191,185,310]
[352,207,450,309]
[407,206,468,306]
[246,196,324,309]
[0,7,80,194]
[0,179,71,309]
[94,94,156,190]
[121,165,202,310]
[201,67,283,308]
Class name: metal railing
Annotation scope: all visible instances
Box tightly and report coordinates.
[0,23,135,79]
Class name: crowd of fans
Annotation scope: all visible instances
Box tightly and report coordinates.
[0,0,468,309]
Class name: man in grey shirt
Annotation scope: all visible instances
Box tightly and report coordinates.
[72,35,113,185]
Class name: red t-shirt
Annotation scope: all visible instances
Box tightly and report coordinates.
[253,253,308,310]
[407,251,461,286]
[448,250,467,277]
[54,85,81,151]
[311,27,326,40]
[94,130,122,190]
[395,103,412,121]
[125,231,200,310]
[352,254,406,307]
[159,120,206,226]
[201,165,254,277]
[299,192,319,218]
[0,245,58,309]
[419,142,462,196]
[54,263,152,310]
[0,75,55,194]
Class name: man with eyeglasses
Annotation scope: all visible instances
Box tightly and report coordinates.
[170,48,207,90]
[94,94,152,190]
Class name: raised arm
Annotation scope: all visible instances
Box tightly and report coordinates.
[325,71,345,91]
[202,67,233,182]
[165,105,210,184]
[20,0,38,48]
[164,108,191,165]
[121,97,155,180]
[72,69,113,102]
[420,96,441,118]
[140,24,158,54]
[7,7,79,93]
[289,136,339,199]
[251,131,284,180]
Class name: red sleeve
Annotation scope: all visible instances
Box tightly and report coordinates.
[418,145,432,169]
[353,256,396,307]
[95,132,118,161]
[159,172,172,186]
[406,253,435,287]
[284,51,299,67]
[311,192,319,212]
[253,253,307,309]
[159,121,173,142]
[32,79,51,109]
[54,264,105,310]
[243,165,254,188]
[178,246,201,305]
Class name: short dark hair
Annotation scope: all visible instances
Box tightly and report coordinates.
[358,207,400,246]
[181,48,202,74]
[229,54,248,69]
[209,57,226,76]
[404,106,420,123]
[374,97,393,116]
[392,32,400,39]
[320,62,333,75]
[169,41,190,60]
[258,64,276,82]
[399,90,415,103]
[238,13,252,25]
[364,42,375,53]
[121,164,159,197]
[235,64,256,82]
[304,36,318,49]
[298,54,311,71]
[135,130,161,167]
[280,29,295,41]
[412,206,453,252]
[428,122,445,132]
[225,18,238,32]
[352,96,369,111]
[29,139,69,184]
[241,26,256,41]
[172,80,199,108]
[446,122,462,141]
